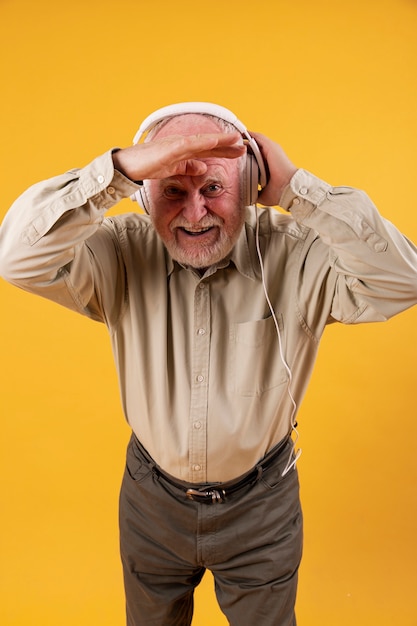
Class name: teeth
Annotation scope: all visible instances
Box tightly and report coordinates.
[184,227,211,234]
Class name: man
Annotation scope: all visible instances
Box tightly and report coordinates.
[0,102,416,626]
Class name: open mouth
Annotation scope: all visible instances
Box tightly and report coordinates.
[179,226,214,237]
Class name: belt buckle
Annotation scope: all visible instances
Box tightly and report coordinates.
[185,488,226,504]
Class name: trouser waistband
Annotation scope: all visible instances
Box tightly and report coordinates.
[132,433,292,504]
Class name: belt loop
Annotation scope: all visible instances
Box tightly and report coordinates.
[256,464,263,481]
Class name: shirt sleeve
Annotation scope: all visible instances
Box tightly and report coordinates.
[0,150,140,322]
[280,169,417,323]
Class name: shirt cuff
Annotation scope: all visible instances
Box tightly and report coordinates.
[279,169,332,213]
[79,149,141,204]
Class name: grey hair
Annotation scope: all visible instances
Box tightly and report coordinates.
[145,113,241,141]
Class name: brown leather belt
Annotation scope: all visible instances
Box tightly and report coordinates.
[150,434,292,504]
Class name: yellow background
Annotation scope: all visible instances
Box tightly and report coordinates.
[1,0,416,624]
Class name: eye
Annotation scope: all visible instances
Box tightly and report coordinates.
[163,186,185,199]
[203,183,223,197]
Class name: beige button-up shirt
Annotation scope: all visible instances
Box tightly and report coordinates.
[1,150,416,482]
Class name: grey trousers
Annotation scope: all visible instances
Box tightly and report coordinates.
[119,435,303,626]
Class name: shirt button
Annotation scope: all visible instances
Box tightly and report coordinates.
[197,328,206,335]
[292,198,301,206]
[199,283,206,289]
[107,186,115,194]
[196,375,204,383]
[299,186,308,195]
[193,421,202,429]
[97,175,105,184]
[193,464,201,471]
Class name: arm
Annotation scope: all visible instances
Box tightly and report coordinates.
[0,133,245,317]
[253,132,417,322]
[0,151,136,319]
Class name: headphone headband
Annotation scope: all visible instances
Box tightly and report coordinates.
[133,102,249,144]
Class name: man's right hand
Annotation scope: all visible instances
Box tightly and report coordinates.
[112,132,246,182]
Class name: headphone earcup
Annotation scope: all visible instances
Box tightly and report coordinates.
[246,153,260,205]
[135,185,151,214]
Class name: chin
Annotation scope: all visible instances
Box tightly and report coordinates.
[169,241,233,269]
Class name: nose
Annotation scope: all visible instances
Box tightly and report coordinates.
[181,191,208,223]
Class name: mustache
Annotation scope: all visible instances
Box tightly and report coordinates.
[170,215,223,231]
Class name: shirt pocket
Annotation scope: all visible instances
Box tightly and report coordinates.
[230,314,288,396]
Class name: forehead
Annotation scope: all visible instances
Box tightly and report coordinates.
[160,163,234,188]
[151,113,224,139]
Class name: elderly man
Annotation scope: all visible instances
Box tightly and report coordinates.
[1,103,416,626]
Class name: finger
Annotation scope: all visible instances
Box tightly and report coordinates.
[193,145,246,159]
[193,132,246,159]
[161,132,245,161]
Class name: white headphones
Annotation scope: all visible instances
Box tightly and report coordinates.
[131,102,267,212]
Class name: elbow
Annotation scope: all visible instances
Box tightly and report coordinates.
[0,242,16,284]
[0,237,40,286]
[0,218,24,283]
[0,235,27,285]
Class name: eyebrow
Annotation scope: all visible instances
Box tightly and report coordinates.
[161,168,228,186]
